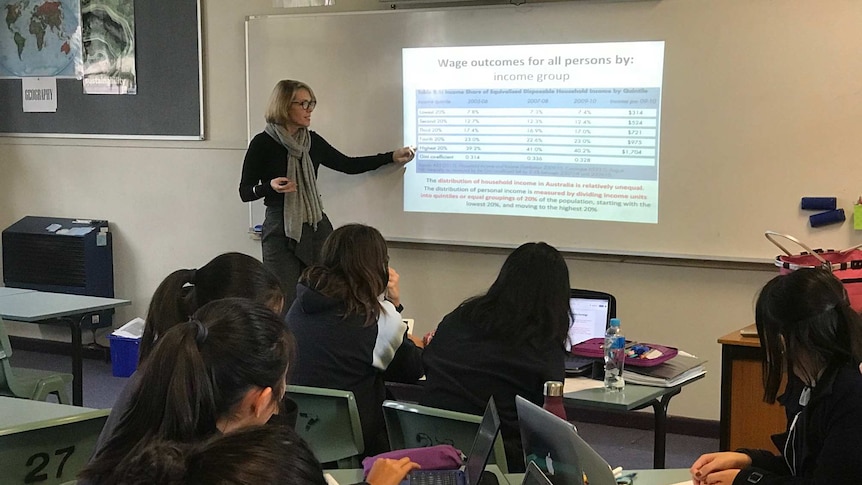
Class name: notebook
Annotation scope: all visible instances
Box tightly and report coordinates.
[516,395,617,485]
[404,397,501,485]
[565,295,612,375]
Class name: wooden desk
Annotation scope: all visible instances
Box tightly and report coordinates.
[718,328,785,452]
[0,396,109,485]
[0,290,131,406]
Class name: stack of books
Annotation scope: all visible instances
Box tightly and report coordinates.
[624,353,706,387]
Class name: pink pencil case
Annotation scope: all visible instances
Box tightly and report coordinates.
[361,444,464,477]
[570,338,678,367]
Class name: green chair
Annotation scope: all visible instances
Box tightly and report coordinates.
[0,317,73,404]
[0,396,109,485]
[382,400,509,473]
[288,385,364,468]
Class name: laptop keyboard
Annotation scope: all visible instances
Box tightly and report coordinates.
[408,471,465,485]
[565,354,593,370]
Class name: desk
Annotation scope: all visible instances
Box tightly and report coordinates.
[505,468,692,485]
[0,290,131,406]
[0,396,109,485]
[325,467,691,485]
[0,287,36,297]
[718,328,785,452]
[563,375,703,469]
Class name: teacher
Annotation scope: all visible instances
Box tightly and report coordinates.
[239,80,414,304]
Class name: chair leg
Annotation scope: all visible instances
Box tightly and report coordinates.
[55,386,71,405]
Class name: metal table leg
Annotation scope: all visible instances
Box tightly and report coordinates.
[64,315,88,406]
[649,387,681,469]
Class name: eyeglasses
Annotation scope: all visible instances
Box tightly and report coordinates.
[291,100,317,111]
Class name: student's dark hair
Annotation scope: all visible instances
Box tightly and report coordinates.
[301,223,389,326]
[112,426,326,485]
[461,242,571,347]
[140,252,284,362]
[755,268,862,403]
[81,298,293,484]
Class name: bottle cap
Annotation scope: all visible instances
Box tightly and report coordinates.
[543,381,563,397]
[610,318,621,327]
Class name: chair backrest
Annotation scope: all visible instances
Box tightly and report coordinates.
[0,398,109,485]
[382,400,509,473]
[0,316,14,360]
[288,385,364,466]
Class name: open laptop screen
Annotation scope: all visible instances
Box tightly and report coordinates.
[463,397,501,484]
[566,297,611,351]
[516,396,617,485]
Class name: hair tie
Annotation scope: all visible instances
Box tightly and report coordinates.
[188,268,197,285]
[189,318,208,345]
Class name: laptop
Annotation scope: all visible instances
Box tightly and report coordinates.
[516,395,617,485]
[404,397,501,485]
[565,292,612,375]
[521,461,553,485]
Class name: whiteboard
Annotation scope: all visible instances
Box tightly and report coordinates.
[245,0,862,262]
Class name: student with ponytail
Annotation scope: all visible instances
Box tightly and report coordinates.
[139,251,285,362]
[80,298,292,484]
[91,252,288,458]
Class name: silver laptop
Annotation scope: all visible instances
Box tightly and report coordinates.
[516,395,616,485]
[521,461,553,485]
[405,397,500,485]
[565,294,612,374]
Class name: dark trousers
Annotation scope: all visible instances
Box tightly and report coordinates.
[261,205,333,306]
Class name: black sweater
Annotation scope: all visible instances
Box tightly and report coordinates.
[420,305,566,471]
[733,363,862,484]
[239,131,393,206]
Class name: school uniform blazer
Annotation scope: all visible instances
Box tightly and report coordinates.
[286,283,424,456]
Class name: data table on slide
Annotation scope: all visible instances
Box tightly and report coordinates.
[414,87,660,181]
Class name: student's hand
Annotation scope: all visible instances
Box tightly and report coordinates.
[392,146,415,164]
[366,457,420,485]
[407,333,425,348]
[691,452,750,485]
[270,177,296,193]
[386,267,401,308]
[422,330,436,347]
[695,469,741,485]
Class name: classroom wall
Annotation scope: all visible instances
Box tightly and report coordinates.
[0,0,781,422]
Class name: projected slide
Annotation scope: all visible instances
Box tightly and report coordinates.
[402,41,664,223]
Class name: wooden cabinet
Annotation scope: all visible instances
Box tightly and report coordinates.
[718,328,786,452]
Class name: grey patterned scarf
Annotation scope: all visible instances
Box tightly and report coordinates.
[264,123,324,242]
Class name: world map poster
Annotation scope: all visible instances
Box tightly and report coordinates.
[0,0,82,78]
[81,0,135,95]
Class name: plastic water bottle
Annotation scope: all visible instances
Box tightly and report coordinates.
[604,318,626,391]
[542,381,567,420]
